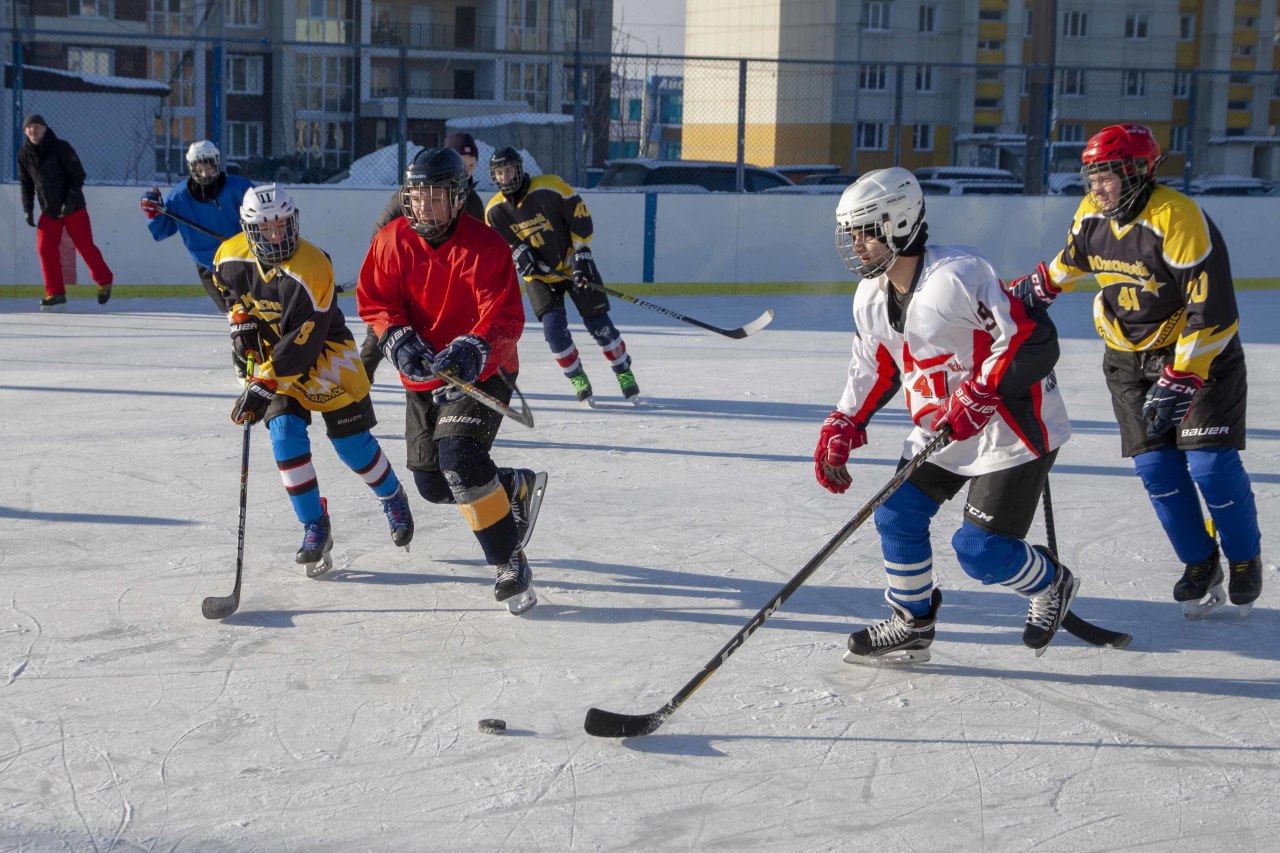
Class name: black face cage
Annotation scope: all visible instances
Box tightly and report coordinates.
[188,156,220,185]
[490,158,525,196]
[401,176,467,238]
[244,212,301,265]
[1081,157,1154,219]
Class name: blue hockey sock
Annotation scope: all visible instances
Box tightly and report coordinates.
[583,312,631,373]
[268,414,324,524]
[874,482,940,617]
[1133,448,1215,564]
[541,310,582,376]
[952,522,1052,594]
[1187,447,1262,562]
[331,430,400,499]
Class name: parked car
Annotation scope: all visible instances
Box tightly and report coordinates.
[1187,176,1275,196]
[800,173,859,186]
[594,159,793,193]
[914,166,1020,185]
[918,179,1025,196]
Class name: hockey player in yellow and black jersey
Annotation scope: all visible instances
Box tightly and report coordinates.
[1010,124,1262,615]
[212,184,414,576]
[484,147,640,406]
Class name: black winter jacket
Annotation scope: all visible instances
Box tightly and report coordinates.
[19,127,88,219]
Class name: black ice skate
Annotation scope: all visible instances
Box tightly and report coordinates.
[845,588,941,664]
[379,484,414,551]
[297,499,334,578]
[1174,547,1226,619]
[1228,556,1262,619]
[39,293,68,312]
[616,369,640,405]
[494,549,536,615]
[1023,546,1080,656]
[507,469,549,551]
[569,371,595,407]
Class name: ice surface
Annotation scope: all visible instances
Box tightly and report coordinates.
[1,292,1277,850]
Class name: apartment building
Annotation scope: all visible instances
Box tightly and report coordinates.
[6,0,612,182]
[682,0,1280,180]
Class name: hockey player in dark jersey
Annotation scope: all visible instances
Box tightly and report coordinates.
[358,147,545,615]
[1010,124,1262,617]
[358,133,486,381]
[485,147,640,406]
[213,184,414,576]
[140,140,255,315]
[818,168,1078,661]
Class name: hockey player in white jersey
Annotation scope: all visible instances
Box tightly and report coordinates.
[815,168,1078,661]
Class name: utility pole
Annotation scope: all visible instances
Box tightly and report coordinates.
[572,0,584,185]
[848,4,866,176]
[1024,0,1057,194]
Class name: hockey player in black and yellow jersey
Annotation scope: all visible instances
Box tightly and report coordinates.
[1011,124,1262,616]
[213,184,414,576]
[484,147,640,406]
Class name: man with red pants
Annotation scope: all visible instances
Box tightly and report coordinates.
[18,114,114,310]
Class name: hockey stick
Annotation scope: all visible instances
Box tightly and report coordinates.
[584,428,952,738]
[202,416,253,620]
[546,272,773,339]
[1043,478,1134,649]
[436,369,535,429]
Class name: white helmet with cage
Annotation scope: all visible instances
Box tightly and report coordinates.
[240,184,300,265]
[834,167,926,278]
[186,140,221,186]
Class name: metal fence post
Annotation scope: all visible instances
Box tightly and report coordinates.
[736,59,746,193]
[10,38,22,181]
[397,43,409,179]
[211,41,223,149]
[1183,70,1197,192]
[892,63,904,167]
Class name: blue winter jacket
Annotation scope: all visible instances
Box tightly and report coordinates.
[147,174,256,271]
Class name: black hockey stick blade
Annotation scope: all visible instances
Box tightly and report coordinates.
[583,429,952,738]
[202,416,253,620]
[1062,611,1132,649]
[201,588,241,620]
[436,370,535,428]
[560,275,774,339]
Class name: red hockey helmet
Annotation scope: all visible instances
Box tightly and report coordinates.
[1080,124,1164,219]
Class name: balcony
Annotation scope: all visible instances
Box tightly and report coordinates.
[371,86,496,101]
[371,21,496,51]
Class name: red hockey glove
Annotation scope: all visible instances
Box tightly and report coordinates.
[141,186,163,220]
[930,378,1001,442]
[814,411,867,494]
[1007,261,1058,309]
[231,378,277,425]
[1142,366,1203,439]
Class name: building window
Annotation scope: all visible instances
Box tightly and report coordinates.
[974,98,1000,110]
[1058,123,1085,143]
[913,123,932,151]
[915,64,934,93]
[627,98,642,121]
[1123,70,1146,97]
[226,54,264,95]
[1174,71,1192,98]
[918,4,935,33]
[508,0,550,50]
[226,0,260,27]
[1024,9,1033,37]
[865,1,892,32]
[151,49,195,105]
[1063,11,1088,38]
[658,92,682,124]
[226,121,263,159]
[1228,99,1251,111]
[856,121,887,150]
[67,46,114,75]
[1225,127,1246,138]
[154,115,195,176]
[977,39,1004,51]
[609,98,620,120]
[295,118,349,171]
[1125,13,1149,39]
[978,9,1004,21]
[506,61,549,111]
[1058,68,1085,97]
[1169,126,1187,153]
[296,53,353,112]
[1232,43,1255,58]
[1179,14,1195,40]
[859,64,888,91]
[150,0,194,35]
[70,0,112,17]
[296,0,354,43]
[976,68,1001,82]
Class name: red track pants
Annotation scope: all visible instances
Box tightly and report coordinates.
[36,207,113,297]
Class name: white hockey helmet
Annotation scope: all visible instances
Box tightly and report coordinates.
[835,167,926,278]
[186,140,221,186]
[240,184,300,265]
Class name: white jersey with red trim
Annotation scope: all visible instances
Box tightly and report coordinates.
[838,244,1071,477]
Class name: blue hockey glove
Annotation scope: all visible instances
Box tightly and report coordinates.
[571,247,600,290]
[1142,366,1203,439]
[430,334,490,405]
[379,325,436,383]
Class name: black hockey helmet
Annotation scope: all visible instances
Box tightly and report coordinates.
[401,147,469,239]
[489,146,526,197]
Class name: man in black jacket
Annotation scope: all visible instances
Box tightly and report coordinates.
[18,114,114,310]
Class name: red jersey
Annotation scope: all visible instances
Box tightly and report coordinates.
[357,215,525,394]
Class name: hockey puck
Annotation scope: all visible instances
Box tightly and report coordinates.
[478,718,507,735]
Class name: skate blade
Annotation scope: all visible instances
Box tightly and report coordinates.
[625,396,642,407]
[1182,585,1227,619]
[305,552,334,578]
[579,398,597,409]
[1236,602,1253,620]
[506,588,537,615]
[843,647,931,665]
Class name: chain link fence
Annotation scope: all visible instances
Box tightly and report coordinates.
[6,25,1279,196]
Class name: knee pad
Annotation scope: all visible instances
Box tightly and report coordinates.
[1132,447,1191,492]
[438,435,498,501]
[1186,446,1245,485]
[582,312,619,343]
[267,413,310,462]
[413,469,454,504]
[540,310,573,353]
[873,482,937,543]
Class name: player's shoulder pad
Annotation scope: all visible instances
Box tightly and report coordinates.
[213,232,252,265]
[484,192,508,213]
[1139,185,1212,268]
[528,174,576,198]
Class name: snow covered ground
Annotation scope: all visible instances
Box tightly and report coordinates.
[2,291,1277,851]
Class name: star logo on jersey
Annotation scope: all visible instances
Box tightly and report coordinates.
[1139,274,1163,295]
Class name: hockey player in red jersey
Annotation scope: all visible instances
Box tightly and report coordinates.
[357,147,545,614]
[1009,124,1262,617]
[815,167,1078,661]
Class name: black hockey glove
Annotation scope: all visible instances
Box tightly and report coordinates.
[511,242,554,280]
[229,307,261,382]
[430,334,490,405]
[25,210,35,228]
[1007,261,1059,310]
[1142,366,1203,439]
[379,325,436,383]
[571,247,600,290]
[231,378,277,425]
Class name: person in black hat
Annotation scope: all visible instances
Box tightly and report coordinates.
[18,114,115,310]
